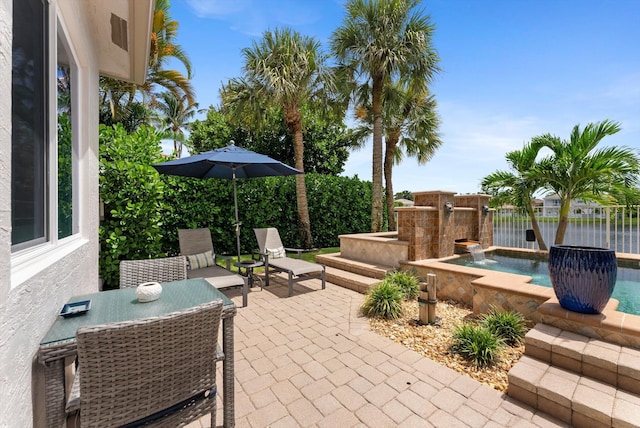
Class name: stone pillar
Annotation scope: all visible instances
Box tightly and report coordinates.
[415,191,456,258]
[397,206,438,260]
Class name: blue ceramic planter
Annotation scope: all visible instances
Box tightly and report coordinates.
[548,245,617,314]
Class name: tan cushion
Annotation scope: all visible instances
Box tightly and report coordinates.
[186,265,245,288]
[186,250,215,269]
[266,246,285,259]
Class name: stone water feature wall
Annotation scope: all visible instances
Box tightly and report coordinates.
[396,191,492,261]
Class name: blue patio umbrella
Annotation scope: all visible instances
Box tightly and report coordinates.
[153,142,301,262]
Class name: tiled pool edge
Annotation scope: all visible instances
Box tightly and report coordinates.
[403,257,640,348]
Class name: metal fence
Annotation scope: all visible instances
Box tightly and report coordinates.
[493,205,640,254]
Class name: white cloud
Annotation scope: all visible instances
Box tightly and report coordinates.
[184,0,328,36]
[185,0,250,17]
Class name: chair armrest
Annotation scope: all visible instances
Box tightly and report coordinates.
[215,254,234,270]
[215,343,225,362]
[285,248,303,259]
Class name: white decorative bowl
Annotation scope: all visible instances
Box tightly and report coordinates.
[136,281,163,302]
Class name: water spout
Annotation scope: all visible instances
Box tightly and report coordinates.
[469,244,488,264]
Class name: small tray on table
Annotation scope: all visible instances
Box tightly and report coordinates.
[59,300,92,317]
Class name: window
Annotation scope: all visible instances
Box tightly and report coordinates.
[11,0,48,251]
[57,43,74,239]
[12,0,78,252]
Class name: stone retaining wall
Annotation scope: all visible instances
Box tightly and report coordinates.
[402,258,640,348]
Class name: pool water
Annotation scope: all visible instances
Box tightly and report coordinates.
[446,253,640,315]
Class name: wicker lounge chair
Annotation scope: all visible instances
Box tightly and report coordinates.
[69,299,224,427]
[254,227,326,297]
[178,228,248,307]
[119,256,188,288]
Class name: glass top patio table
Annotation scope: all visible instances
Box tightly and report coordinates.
[41,278,235,345]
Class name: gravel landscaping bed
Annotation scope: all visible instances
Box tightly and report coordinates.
[369,299,526,392]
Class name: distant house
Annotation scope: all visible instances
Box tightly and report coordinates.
[542,194,604,218]
[1,1,153,425]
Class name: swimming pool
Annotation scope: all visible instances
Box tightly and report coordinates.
[445,252,640,315]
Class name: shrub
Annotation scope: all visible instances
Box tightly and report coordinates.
[384,270,420,300]
[361,282,403,320]
[452,323,503,367]
[480,307,527,345]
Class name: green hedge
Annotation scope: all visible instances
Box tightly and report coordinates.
[99,124,373,288]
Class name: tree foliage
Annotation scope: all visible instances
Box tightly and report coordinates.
[188,106,360,175]
[482,120,640,246]
[331,0,440,232]
[99,124,168,287]
[532,120,640,244]
[481,141,548,250]
[354,80,442,230]
[99,0,193,131]
[221,27,341,249]
[99,124,372,288]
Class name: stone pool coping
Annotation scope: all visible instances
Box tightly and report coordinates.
[403,247,640,348]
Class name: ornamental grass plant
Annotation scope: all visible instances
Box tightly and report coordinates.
[384,270,420,300]
[480,307,527,346]
[452,323,504,367]
[361,281,403,320]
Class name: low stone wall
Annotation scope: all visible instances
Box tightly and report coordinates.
[338,232,408,268]
[401,256,640,348]
[403,260,553,323]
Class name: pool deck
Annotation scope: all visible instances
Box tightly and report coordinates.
[190,274,567,427]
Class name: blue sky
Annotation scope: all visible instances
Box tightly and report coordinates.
[168,0,640,195]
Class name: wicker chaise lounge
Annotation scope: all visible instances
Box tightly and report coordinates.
[178,228,249,307]
[254,227,326,297]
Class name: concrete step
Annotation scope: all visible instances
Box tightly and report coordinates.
[508,355,640,427]
[524,323,640,394]
[316,252,394,280]
[325,265,382,294]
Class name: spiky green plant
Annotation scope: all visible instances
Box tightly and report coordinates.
[480,307,528,346]
[384,270,420,300]
[452,323,503,367]
[361,281,403,319]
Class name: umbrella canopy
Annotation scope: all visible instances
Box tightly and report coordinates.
[153,143,302,262]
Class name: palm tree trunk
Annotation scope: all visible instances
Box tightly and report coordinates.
[371,76,384,232]
[525,202,547,251]
[555,199,571,244]
[385,135,399,231]
[286,106,313,249]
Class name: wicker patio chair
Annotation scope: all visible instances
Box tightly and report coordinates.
[119,256,188,288]
[254,227,325,297]
[178,228,248,307]
[68,299,224,428]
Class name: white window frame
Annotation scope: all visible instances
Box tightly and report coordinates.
[11,1,84,287]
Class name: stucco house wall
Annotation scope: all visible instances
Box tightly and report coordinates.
[0,1,152,426]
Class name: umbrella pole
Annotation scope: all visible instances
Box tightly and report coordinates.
[233,170,241,265]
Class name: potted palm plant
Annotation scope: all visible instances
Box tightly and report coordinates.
[548,245,617,314]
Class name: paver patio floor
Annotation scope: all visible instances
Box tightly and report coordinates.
[191,275,567,428]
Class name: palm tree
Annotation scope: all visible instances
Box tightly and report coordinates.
[145,0,194,104]
[532,120,640,244]
[354,82,442,230]
[221,28,334,248]
[99,0,194,127]
[481,141,548,250]
[154,91,200,157]
[331,0,440,232]
[383,84,441,230]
